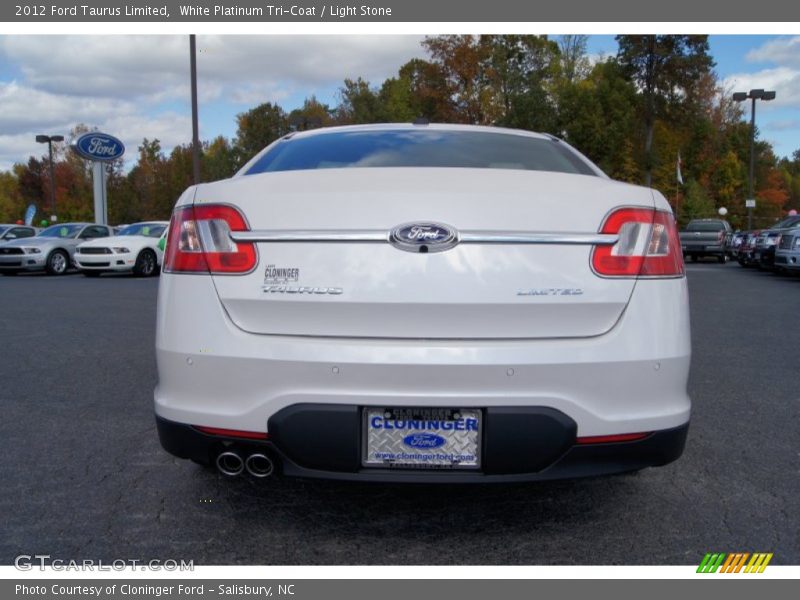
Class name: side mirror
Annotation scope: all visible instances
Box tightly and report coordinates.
[5,233,16,240]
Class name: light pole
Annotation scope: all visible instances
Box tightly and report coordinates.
[732,89,776,229]
[189,34,201,185]
[35,134,64,218]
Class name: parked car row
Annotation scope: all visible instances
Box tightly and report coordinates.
[730,215,800,273]
[678,215,800,275]
[0,221,168,277]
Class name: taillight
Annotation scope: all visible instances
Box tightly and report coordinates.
[591,207,684,278]
[163,204,257,274]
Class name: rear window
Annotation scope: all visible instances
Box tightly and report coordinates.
[243,130,597,176]
[686,221,726,232]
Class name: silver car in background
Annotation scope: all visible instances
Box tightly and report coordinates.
[0,223,111,275]
[775,226,800,274]
[0,224,38,243]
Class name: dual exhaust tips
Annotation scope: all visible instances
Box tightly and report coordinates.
[216,451,274,478]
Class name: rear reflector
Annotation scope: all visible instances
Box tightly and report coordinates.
[193,425,269,440]
[591,207,684,278]
[576,432,651,445]
[164,204,257,274]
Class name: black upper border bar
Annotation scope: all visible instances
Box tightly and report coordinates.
[2,0,799,23]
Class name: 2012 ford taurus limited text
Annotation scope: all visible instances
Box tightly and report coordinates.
[154,123,691,483]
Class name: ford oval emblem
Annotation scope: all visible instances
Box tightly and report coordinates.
[389,221,459,253]
[72,132,125,162]
[402,433,447,449]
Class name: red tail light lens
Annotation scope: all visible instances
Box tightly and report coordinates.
[193,425,269,440]
[164,204,257,274]
[591,208,684,278]
[576,432,651,445]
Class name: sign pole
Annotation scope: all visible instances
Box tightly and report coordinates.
[92,161,108,225]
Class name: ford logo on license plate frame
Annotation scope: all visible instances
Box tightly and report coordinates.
[362,407,482,470]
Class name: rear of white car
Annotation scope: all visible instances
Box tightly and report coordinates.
[155,124,691,482]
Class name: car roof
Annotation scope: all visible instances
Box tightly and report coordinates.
[280,122,554,143]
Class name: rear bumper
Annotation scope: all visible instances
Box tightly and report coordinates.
[681,243,725,255]
[156,411,689,483]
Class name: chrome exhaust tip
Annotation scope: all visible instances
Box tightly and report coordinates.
[216,451,244,476]
[245,453,274,478]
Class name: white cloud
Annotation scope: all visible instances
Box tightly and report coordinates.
[746,36,800,67]
[0,35,425,105]
[0,35,426,171]
[722,67,800,109]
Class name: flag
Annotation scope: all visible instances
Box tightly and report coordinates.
[676,152,684,185]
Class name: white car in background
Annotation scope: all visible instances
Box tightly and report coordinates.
[155,123,691,483]
[75,221,168,277]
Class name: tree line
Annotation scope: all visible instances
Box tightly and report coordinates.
[1,35,798,230]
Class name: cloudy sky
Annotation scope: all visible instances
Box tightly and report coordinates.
[1,34,799,172]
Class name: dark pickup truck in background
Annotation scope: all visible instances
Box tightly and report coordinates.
[680,219,732,263]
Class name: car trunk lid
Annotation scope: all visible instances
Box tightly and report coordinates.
[196,168,653,339]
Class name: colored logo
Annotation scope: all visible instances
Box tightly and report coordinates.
[697,552,773,573]
[402,433,447,449]
[72,132,125,162]
[390,222,458,253]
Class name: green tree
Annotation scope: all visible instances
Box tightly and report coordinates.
[616,35,714,186]
[234,102,289,164]
[556,60,640,180]
[0,171,24,222]
[202,136,238,182]
[679,179,716,226]
[486,35,561,131]
[336,78,385,124]
[558,35,590,85]
[288,95,335,130]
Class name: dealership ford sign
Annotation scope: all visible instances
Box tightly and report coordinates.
[70,131,124,227]
[72,132,125,162]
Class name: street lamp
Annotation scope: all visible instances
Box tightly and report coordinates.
[35,134,64,218]
[732,89,776,229]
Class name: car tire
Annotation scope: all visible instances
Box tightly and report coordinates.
[717,254,727,264]
[82,271,102,277]
[45,250,69,275]
[1,270,19,276]
[133,249,157,277]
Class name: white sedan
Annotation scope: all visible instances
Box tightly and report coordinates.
[154,123,691,483]
[76,221,168,277]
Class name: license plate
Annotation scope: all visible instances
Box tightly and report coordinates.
[362,407,481,469]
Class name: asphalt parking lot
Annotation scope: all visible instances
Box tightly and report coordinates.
[1,264,798,566]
